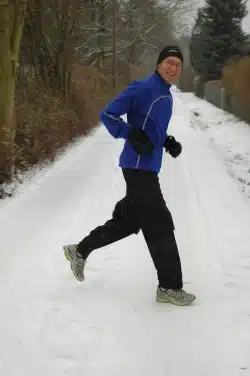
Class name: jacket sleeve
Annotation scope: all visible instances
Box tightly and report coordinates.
[100,82,140,139]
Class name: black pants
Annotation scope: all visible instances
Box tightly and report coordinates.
[78,168,183,289]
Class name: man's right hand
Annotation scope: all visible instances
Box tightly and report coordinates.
[128,128,154,155]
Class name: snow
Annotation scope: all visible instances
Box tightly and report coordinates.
[1,88,250,375]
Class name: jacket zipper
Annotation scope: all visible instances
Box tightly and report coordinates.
[135,95,170,169]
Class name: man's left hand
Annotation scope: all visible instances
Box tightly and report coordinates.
[164,135,182,158]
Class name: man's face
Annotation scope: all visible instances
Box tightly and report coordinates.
[157,56,182,84]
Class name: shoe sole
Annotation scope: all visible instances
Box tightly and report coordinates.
[63,245,85,282]
[63,246,71,261]
[156,296,196,306]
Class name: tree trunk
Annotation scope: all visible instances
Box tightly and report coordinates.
[0,1,27,184]
[97,0,106,68]
[112,0,117,88]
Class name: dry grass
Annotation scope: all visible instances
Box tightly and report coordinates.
[222,56,250,122]
[14,64,123,171]
[15,86,81,169]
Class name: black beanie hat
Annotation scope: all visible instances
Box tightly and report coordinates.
[156,46,184,67]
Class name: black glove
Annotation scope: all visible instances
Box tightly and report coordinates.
[128,128,154,155]
[164,135,182,158]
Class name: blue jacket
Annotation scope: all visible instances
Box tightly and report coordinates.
[100,72,173,173]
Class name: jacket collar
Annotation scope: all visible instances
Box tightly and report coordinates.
[152,71,172,93]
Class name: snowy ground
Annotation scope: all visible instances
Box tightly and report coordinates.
[183,92,250,199]
[1,89,250,376]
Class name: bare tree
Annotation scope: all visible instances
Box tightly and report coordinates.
[21,0,84,100]
[0,0,192,189]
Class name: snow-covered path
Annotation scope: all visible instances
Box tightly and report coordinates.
[1,90,250,375]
